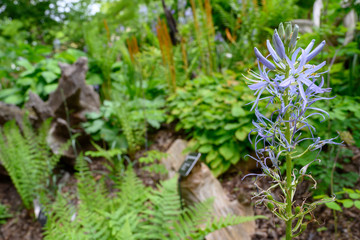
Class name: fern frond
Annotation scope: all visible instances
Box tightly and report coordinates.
[0,118,64,209]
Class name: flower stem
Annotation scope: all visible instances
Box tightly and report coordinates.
[284,77,293,240]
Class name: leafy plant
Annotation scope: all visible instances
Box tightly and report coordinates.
[315,188,360,212]
[85,141,125,177]
[0,203,11,225]
[83,98,166,157]
[138,150,168,175]
[0,118,67,209]
[167,73,255,176]
[43,155,264,240]
[244,23,341,239]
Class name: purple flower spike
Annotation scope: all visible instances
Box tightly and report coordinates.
[307,40,326,62]
[244,24,340,234]
[254,47,276,70]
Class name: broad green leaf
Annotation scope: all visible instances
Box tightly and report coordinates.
[85,120,104,133]
[214,134,232,145]
[4,94,23,105]
[147,119,161,129]
[229,150,241,164]
[342,199,353,208]
[44,84,58,94]
[349,193,360,199]
[231,103,246,117]
[16,59,34,71]
[206,151,218,163]
[210,157,222,169]
[224,123,241,130]
[343,188,355,194]
[0,88,21,99]
[17,77,33,86]
[235,129,247,141]
[45,60,61,74]
[325,202,342,211]
[198,144,212,153]
[219,142,235,160]
[87,73,103,85]
[354,201,360,210]
[41,71,58,83]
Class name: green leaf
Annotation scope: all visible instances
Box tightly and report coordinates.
[325,202,342,211]
[0,88,21,99]
[342,199,353,208]
[219,142,235,160]
[87,73,103,85]
[198,144,213,153]
[343,188,355,194]
[85,120,104,133]
[16,59,34,71]
[206,151,218,163]
[17,77,34,86]
[147,119,161,129]
[44,84,58,95]
[214,134,232,145]
[41,71,58,83]
[229,150,240,164]
[224,123,241,130]
[349,193,360,199]
[4,94,24,105]
[235,129,247,141]
[231,103,246,117]
[354,201,360,210]
[210,157,222,169]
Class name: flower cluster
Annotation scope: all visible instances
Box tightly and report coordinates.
[244,23,341,239]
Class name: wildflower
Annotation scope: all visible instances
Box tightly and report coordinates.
[244,23,340,239]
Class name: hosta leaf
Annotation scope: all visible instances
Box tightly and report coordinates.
[206,151,218,163]
[210,157,222,169]
[224,123,241,130]
[235,129,247,141]
[231,103,246,117]
[219,142,235,160]
[229,150,241,164]
[214,134,232,145]
[198,144,213,153]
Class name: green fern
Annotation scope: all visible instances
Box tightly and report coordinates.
[0,203,11,225]
[0,118,67,209]
[44,155,264,240]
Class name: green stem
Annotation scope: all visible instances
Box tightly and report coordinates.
[284,72,293,240]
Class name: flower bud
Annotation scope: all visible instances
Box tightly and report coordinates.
[290,24,299,50]
[295,206,301,214]
[307,40,326,62]
[285,22,292,43]
[273,30,286,59]
[278,23,285,40]
[267,202,275,211]
[267,194,274,200]
[254,47,276,70]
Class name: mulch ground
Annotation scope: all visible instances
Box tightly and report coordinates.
[1,127,359,239]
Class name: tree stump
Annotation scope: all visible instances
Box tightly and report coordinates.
[163,139,255,240]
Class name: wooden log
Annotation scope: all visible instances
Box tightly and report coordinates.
[163,139,255,240]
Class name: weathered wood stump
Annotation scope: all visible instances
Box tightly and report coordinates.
[163,139,255,240]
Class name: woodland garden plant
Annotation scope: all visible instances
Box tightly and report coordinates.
[244,23,341,239]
